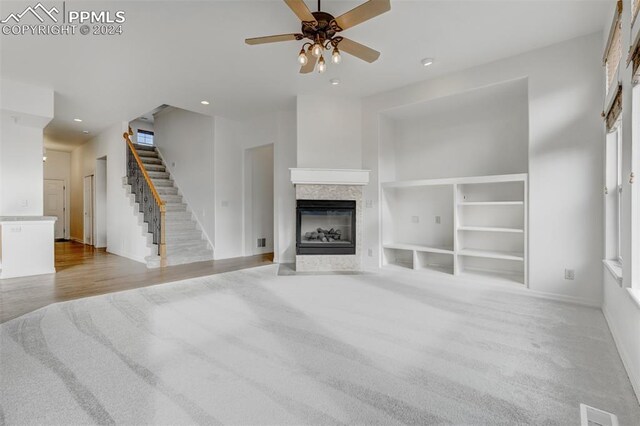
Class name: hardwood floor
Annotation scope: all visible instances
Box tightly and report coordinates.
[0,241,274,323]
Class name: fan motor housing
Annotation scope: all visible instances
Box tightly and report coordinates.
[302,11,337,40]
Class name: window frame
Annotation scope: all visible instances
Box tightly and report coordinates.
[606,123,623,267]
[136,129,154,145]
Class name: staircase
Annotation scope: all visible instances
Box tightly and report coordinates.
[129,143,213,268]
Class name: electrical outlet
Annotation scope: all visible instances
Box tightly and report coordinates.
[564,269,575,280]
[411,216,420,223]
[368,248,373,257]
[171,161,176,168]
[435,216,441,224]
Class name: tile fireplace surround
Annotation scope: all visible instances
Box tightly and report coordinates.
[290,168,370,272]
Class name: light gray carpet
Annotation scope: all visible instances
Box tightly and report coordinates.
[1,265,638,425]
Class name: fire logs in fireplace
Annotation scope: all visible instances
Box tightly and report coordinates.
[304,228,343,243]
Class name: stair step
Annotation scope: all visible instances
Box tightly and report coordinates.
[166,220,196,231]
[147,171,170,179]
[166,241,209,254]
[144,164,166,173]
[166,211,192,221]
[141,157,163,165]
[151,179,174,187]
[164,203,187,212]
[157,186,178,195]
[137,150,159,158]
[165,230,203,242]
[161,194,183,203]
[133,143,155,152]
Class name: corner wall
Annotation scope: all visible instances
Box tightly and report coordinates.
[0,80,54,216]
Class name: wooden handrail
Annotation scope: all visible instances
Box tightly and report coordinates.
[123,128,167,266]
[123,130,166,211]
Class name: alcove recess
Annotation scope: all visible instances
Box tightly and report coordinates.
[378,78,529,286]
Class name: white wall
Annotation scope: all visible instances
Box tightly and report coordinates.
[95,158,107,248]
[244,144,274,255]
[273,110,297,263]
[70,121,152,262]
[387,79,529,181]
[43,149,71,239]
[362,32,605,308]
[214,110,296,262]
[0,117,45,216]
[0,80,53,217]
[296,95,362,169]
[154,107,215,245]
[213,116,242,259]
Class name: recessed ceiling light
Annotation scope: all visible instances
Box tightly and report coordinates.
[330,78,340,86]
[73,118,83,122]
[201,100,210,105]
[83,130,90,134]
[421,58,434,67]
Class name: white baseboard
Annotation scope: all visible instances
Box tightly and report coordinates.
[602,307,640,405]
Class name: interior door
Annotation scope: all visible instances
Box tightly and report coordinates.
[44,179,65,239]
[84,175,94,246]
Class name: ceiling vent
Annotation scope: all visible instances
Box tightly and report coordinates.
[580,404,618,426]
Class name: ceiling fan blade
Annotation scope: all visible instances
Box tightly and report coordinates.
[338,37,380,63]
[333,0,390,31]
[300,54,318,74]
[245,33,302,45]
[284,0,317,24]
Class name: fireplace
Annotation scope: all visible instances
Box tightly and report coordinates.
[296,200,356,255]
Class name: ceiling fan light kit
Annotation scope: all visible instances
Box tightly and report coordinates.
[245,0,390,74]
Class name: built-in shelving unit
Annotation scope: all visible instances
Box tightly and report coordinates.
[381,173,528,286]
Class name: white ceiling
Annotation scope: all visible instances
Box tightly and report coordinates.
[0,1,609,148]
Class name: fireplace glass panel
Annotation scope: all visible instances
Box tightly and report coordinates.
[299,209,353,244]
[296,200,356,255]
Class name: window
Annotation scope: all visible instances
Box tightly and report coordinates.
[604,1,623,94]
[606,123,623,265]
[137,129,154,145]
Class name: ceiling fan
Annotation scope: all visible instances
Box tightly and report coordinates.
[245,0,391,74]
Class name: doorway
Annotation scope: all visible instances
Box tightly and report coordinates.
[44,179,65,240]
[83,175,94,246]
[244,144,274,256]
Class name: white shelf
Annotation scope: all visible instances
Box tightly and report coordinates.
[458,201,523,206]
[458,226,524,233]
[383,243,454,254]
[381,173,528,287]
[381,173,527,189]
[458,248,524,261]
